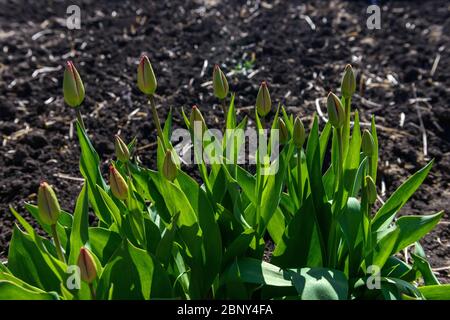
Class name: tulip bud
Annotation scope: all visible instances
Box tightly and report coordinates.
[213,65,229,100]
[293,116,306,148]
[77,247,98,284]
[365,176,377,204]
[278,118,289,144]
[137,55,157,95]
[341,64,356,99]
[190,105,207,134]
[109,165,128,200]
[37,182,61,225]
[256,81,271,117]
[327,92,345,128]
[115,135,130,163]
[63,61,85,108]
[163,149,178,182]
[361,129,375,157]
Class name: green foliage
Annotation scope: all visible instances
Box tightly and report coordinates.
[1,63,446,300]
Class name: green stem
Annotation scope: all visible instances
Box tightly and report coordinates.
[342,97,351,157]
[297,148,303,207]
[148,94,165,148]
[221,98,228,117]
[75,107,85,130]
[51,224,66,264]
[89,283,96,300]
[337,127,344,192]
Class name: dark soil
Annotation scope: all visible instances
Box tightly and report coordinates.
[0,0,449,282]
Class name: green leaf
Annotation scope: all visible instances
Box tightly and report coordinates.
[272,196,322,268]
[88,228,122,265]
[222,229,256,268]
[68,184,89,266]
[0,280,58,300]
[411,253,440,285]
[7,226,65,293]
[418,284,450,300]
[370,116,378,181]
[372,160,434,231]
[222,258,348,300]
[97,241,172,299]
[76,122,111,225]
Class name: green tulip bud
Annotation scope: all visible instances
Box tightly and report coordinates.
[365,176,377,204]
[137,55,157,95]
[256,81,271,117]
[163,149,178,182]
[190,105,207,134]
[37,182,61,225]
[278,118,289,144]
[63,61,85,108]
[341,64,356,99]
[115,135,130,163]
[293,116,306,148]
[213,64,229,100]
[77,247,98,284]
[362,129,375,157]
[109,165,128,200]
[327,92,345,128]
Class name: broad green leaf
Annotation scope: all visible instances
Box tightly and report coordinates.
[96,241,172,299]
[411,253,439,286]
[88,227,122,265]
[68,184,89,266]
[0,280,58,300]
[372,160,434,231]
[418,284,450,300]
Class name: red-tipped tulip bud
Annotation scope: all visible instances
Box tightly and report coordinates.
[37,182,61,225]
[327,92,345,128]
[190,105,207,134]
[278,118,289,144]
[137,55,157,95]
[114,135,130,163]
[109,165,128,200]
[77,247,98,284]
[256,81,272,117]
[163,149,178,182]
[362,129,375,157]
[63,61,85,108]
[365,176,377,204]
[213,65,229,100]
[341,64,356,99]
[293,116,306,148]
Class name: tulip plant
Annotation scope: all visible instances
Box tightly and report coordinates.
[0,58,448,300]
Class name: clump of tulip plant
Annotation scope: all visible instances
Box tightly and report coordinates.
[0,58,448,300]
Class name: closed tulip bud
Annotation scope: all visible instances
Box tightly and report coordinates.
[327,92,345,128]
[37,182,61,225]
[137,55,157,95]
[361,129,375,157]
[365,176,377,204]
[341,64,356,99]
[293,116,306,148]
[109,165,128,200]
[278,118,289,144]
[114,135,130,163]
[63,61,85,108]
[190,105,207,134]
[213,65,229,100]
[256,81,271,117]
[77,247,97,284]
[163,149,178,182]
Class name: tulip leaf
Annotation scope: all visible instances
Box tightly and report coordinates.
[97,240,172,299]
[371,160,434,231]
[0,280,58,300]
[418,284,450,300]
[68,184,89,266]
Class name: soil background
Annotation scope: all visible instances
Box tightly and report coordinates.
[0,0,449,282]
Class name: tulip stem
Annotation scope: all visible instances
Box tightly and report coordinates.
[89,283,96,300]
[51,224,66,264]
[221,99,228,117]
[148,95,165,148]
[297,148,303,207]
[75,107,86,130]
